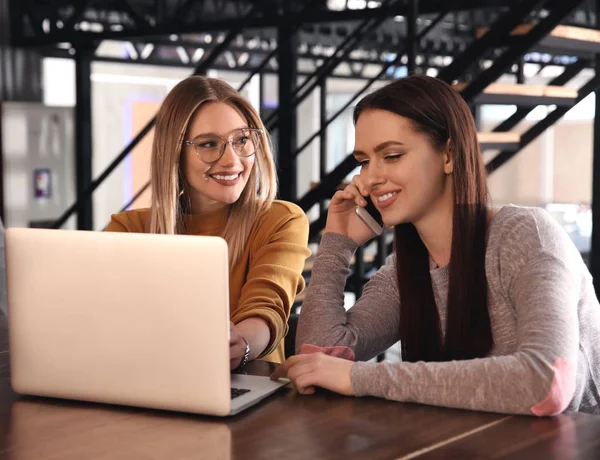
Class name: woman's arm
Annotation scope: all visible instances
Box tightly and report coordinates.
[229,318,270,369]
[350,252,580,416]
[296,232,402,361]
[278,252,580,415]
[230,203,310,359]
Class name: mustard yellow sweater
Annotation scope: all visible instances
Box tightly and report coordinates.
[105,200,310,363]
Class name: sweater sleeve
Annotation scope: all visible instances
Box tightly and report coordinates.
[295,232,401,361]
[230,204,310,358]
[351,211,581,416]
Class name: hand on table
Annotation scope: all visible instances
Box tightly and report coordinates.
[270,352,354,396]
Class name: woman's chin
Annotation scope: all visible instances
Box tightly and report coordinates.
[212,190,244,205]
[383,213,409,228]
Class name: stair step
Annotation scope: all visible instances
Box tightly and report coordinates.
[476,24,600,55]
[453,82,578,106]
[478,132,520,151]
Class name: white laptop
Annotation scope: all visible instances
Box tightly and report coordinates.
[4,227,288,416]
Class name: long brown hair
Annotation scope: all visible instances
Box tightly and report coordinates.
[353,75,493,362]
[148,76,277,266]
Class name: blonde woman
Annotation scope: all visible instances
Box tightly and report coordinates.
[106,76,310,369]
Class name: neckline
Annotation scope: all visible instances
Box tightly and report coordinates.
[183,206,229,235]
[428,206,510,274]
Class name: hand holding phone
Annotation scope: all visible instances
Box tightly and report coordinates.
[325,175,384,246]
[355,195,384,236]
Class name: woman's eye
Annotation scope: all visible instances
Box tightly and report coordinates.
[385,154,403,161]
[359,160,369,167]
[199,141,218,149]
[235,136,249,145]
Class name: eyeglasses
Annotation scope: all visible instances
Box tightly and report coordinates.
[184,128,263,165]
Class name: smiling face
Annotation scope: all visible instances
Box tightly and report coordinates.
[181,102,257,213]
[353,109,454,227]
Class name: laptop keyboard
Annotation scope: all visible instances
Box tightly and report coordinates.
[231,388,251,399]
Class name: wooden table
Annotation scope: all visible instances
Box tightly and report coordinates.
[0,314,599,459]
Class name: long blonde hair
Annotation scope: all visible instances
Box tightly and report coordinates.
[148,76,278,265]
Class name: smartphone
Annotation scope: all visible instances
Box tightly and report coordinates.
[355,195,384,236]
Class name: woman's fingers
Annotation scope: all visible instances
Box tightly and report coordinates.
[330,175,370,208]
[331,189,354,203]
[270,355,304,380]
[351,175,369,197]
[286,361,318,394]
[295,374,317,395]
[340,184,366,207]
[330,190,362,209]
[271,355,319,395]
[286,362,315,383]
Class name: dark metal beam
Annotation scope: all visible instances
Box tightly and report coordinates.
[276,17,298,201]
[516,57,525,84]
[41,39,455,76]
[42,44,403,82]
[11,0,524,46]
[74,42,94,230]
[319,80,327,216]
[258,72,265,120]
[472,93,577,107]
[407,0,419,74]
[480,139,519,151]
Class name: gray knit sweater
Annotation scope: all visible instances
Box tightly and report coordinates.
[296,206,600,415]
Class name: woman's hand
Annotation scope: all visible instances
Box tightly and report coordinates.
[270,353,354,396]
[229,321,247,370]
[325,175,377,246]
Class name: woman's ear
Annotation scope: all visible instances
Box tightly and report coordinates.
[443,139,453,175]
